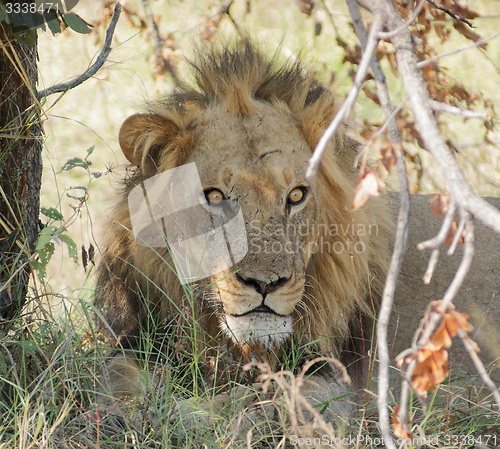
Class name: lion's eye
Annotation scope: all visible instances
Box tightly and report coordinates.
[205,189,224,205]
[288,187,306,205]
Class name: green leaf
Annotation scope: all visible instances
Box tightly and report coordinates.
[86,145,95,157]
[0,5,9,24]
[24,28,37,47]
[35,226,57,251]
[44,11,61,35]
[32,242,55,280]
[92,172,102,179]
[21,11,44,29]
[60,157,92,172]
[63,12,92,34]
[41,207,64,221]
[57,234,78,264]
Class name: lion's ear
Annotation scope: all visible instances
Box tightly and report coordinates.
[118,113,178,168]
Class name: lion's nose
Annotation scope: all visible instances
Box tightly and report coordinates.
[235,273,289,297]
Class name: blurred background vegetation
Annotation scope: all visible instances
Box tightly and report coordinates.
[37,0,500,299]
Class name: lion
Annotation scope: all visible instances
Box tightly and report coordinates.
[96,40,500,425]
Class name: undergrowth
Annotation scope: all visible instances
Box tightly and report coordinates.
[1,282,500,448]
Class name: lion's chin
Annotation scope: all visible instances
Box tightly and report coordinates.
[221,313,293,350]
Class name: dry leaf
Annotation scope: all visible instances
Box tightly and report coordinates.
[392,405,414,439]
[352,170,380,210]
[444,309,474,336]
[380,146,397,174]
[430,193,450,219]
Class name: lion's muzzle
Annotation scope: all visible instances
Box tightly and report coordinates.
[221,312,293,349]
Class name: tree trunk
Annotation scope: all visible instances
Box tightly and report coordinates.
[0,21,43,322]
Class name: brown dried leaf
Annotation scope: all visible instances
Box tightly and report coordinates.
[392,405,414,439]
[411,348,448,396]
[430,193,450,219]
[89,243,95,266]
[81,245,88,272]
[362,86,380,105]
[380,146,397,174]
[352,170,380,210]
[314,21,322,36]
[445,220,466,246]
[454,21,486,48]
[429,320,453,350]
[297,0,315,16]
[444,310,474,337]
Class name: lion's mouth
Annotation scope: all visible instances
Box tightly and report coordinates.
[221,311,293,349]
[237,303,279,316]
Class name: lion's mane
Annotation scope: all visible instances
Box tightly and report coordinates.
[96,40,392,371]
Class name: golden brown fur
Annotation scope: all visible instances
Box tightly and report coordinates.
[96,40,392,378]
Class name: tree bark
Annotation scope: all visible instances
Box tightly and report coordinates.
[0,21,43,322]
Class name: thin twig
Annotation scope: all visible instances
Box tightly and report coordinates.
[429,99,488,120]
[447,212,466,256]
[417,198,456,250]
[426,0,475,28]
[378,0,427,40]
[375,146,409,449]
[141,0,181,85]
[457,329,500,408]
[422,249,439,284]
[36,3,122,100]
[417,31,500,68]
[305,16,382,180]
[440,211,474,310]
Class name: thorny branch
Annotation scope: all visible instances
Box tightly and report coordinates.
[36,3,122,100]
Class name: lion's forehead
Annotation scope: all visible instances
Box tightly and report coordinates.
[186,106,312,194]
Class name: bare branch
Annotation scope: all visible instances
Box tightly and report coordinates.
[417,31,500,68]
[426,0,475,28]
[447,213,466,256]
[457,329,500,408]
[441,211,474,310]
[345,2,412,443]
[397,211,478,429]
[141,0,181,85]
[378,0,427,40]
[376,148,410,449]
[372,0,500,235]
[36,3,122,101]
[422,249,438,285]
[417,198,456,250]
[305,16,382,180]
[428,100,488,120]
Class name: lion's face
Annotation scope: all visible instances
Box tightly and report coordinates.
[184,104,321,348]
[105,41,390,358]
